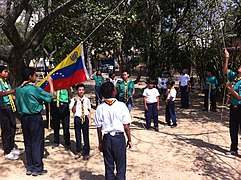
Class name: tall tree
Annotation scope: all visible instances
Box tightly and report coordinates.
[0,0,80,86]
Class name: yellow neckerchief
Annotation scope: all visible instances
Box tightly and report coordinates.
[81,98,85,123]
[0,78,16,112]
[21,81,35,87]
[56,90,60,107]
[104,99,116,106]
[124,79,129,102]
[226,75,241,105]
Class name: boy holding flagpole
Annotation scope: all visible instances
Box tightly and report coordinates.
[15,67,55,176]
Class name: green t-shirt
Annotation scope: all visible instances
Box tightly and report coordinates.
[116,79,135,99]
[52,89,69,103]
[15,84,52,114]
[0,79,12,106]
[205,75,218,90]
[92,75,104,87]
[228,70,241,106]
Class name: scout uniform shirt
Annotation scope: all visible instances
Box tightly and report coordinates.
[15,84,52,115]
[0,79,15,110]
[52,89,69,106]
[92,75,104,87]
[228,70,241,106]
[94,98,132,134]
[69,95,91,118]
[116,80,135,101]
[205,75,218,90]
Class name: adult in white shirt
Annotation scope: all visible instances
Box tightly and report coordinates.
[178,69,190,108]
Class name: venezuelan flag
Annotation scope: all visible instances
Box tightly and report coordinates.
[37,43,89,91]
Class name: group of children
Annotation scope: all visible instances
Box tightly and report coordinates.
[0,65,132,179]
[143,78,177,131]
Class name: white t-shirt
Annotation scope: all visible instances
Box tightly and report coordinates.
[167,88,177,101]
[178,74,190,86]
[142,87,160,103]
[94,98,131,134]
[69,96,91,117]
[158,78,168,89]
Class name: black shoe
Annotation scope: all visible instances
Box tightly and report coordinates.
[154,127,159,132]
[51,143,59,149]
[26,170,32,176]
[65,145,71,151]
[32,170,48,176]
[211,109,217,112]
[83,154,90,161]
[225,150,238,156]
[202,108,208,111]
[171,124,177,128]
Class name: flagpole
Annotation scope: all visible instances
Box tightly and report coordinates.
[82,0,125,43]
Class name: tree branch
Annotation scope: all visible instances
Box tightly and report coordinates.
[24,0,80,50]
[2,0,31,47]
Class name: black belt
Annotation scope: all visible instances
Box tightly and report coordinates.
[59,102,68,106]
[52,102,68,106]
[22,113,41,117]
[105,132,124,136]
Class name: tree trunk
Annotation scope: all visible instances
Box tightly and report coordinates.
[9,56,25,87]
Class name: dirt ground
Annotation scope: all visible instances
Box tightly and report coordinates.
[0,74,241,180]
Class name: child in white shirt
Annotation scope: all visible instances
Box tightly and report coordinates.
[143,79,160,131]
[165,81,177,127]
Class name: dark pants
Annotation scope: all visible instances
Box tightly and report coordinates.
[180,86,189,108]
[165,101,177,125]
[145,102,158,128]
[119,97,133,112]
[74,116,90,155]
[204,89,217,110]
[102,133,126,180]
[0,106,16,154]
[21,114,44,173]
[50,102,71,146]
[95,86,102,107]
[229,106,241,151]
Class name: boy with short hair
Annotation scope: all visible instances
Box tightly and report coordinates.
[95,82,132,180]
[165,81,177,127]
[0,65,19,160]
[15,67,55,176]
[143,79,160,131]
[69,83,91,160]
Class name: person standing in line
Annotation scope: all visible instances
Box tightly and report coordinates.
[69,83,91,160]
[178,68,190,109]
[165,81,177,128]
[50,89,72,150]
[95,82,132,180]
[203,69,218,112]
[223,49,241,156]
[143,79,160,131]
[91,70,104,107]
[116,70,135,112]
[15,67,55,176]
[0,65,20,160]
